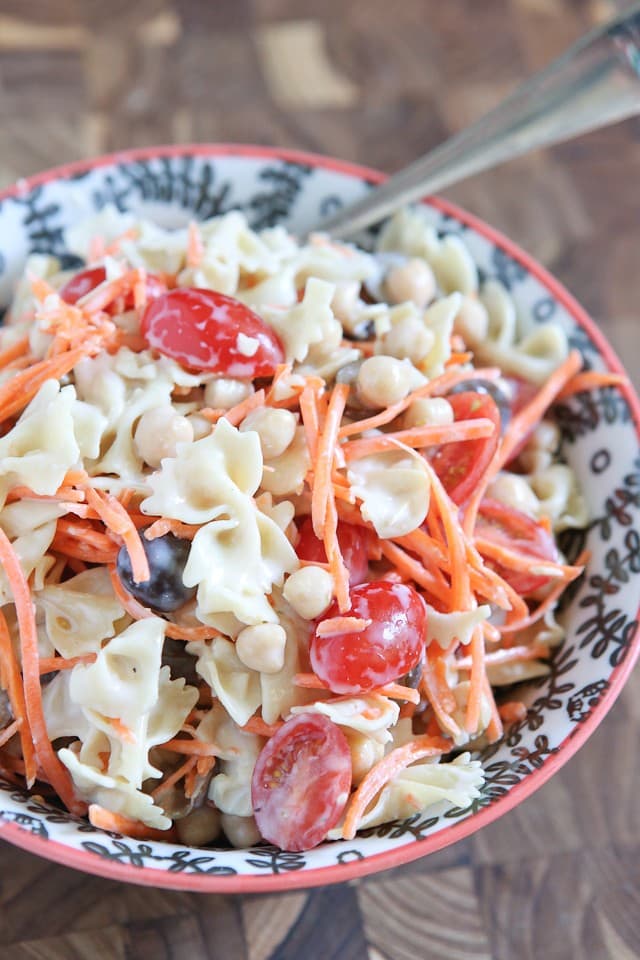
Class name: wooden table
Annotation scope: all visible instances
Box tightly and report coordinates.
[0,1,639,957]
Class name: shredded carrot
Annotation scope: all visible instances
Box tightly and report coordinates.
[0,527,84,812]
[265,363,295,404]
[424,460,472,611]
[6,485,86,505]
[341,735,449,840]
[85,487,150,584]
[299,382,320,462]
[380,541,451,605]
[0,608,36,784]
[342,417,497,461]
[0,345,91,422]
[474,537,584,582]
[161,738,220,757]
[556,371,628,400]
[446,351,473,367]
[242,715,284,737]
[499,551,589,633]
[109,567,218,641]
[293,673,420,703]
[311,383,349,539]
[187,221,204,268]
[324,495,350,612]
[338,367,502,438]
[0,335,30,368]
[150,756,198,799]
[483,677,503,743]
[378,683,420,705]
[104,717,136,744]
[0,718,21,749]
[38,655,96,674]
[200,388,266,426]
[144,518,200,541]
[465,625,486,734]
[316,616,372,637]
[420,657,461,741]
[88,804,178,841]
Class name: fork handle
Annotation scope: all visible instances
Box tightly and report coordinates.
[318,5,640,239]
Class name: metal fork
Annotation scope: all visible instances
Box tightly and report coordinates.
[316,4,640,239]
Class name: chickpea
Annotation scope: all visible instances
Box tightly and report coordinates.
[221,813,261,848]
[235,623,287,674]
[176,805,221,846]
[204,378,254,410]
[382,315,434,365]
[240,406,297,459]
[186,413,213,441]
[384,258,436,308]
[402,397,454,429]
[134,406,194,467]
[454,296,488,347]
[283,565,334,620]
[356,356,412,408]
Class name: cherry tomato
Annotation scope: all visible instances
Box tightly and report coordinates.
[296,516,369,586]
[141,288,285,376]
[251,712,352,851]
[428,391,500,505]
[59,266,167,310]
[59,267,107,305]
[476,497,558,595]
[311,581,426,694]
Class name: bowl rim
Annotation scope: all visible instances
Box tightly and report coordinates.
[0,142,639,893]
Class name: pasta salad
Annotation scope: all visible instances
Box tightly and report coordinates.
[0,205,621,852]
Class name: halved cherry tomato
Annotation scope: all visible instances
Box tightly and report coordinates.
[59,267,107,305]
[476,497,558,595]
[311,581,426,694]
[141,288,285,376]
[251,712,352,851]
[429,391,501,505]
[296,516,369,586]
[59,266,167,310]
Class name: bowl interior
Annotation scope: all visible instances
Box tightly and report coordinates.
[0,145,639,892]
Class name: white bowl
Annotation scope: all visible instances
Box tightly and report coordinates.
[0,144,638,892]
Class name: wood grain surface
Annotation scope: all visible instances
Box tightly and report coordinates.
[0,1,639,958]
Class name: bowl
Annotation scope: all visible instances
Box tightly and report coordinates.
[0,144,638,892]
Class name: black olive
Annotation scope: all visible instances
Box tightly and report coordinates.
[400,657,424,690]
[116,531,196,612]
[448,378,512,433]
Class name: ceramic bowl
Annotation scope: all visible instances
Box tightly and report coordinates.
[0,145,638,892]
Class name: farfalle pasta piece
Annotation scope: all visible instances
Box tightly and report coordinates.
[59,748,172,830]
[0,380,81,503]
[426,604,491,651]
[529,464,589,532]
[260,593,316,724]
[327,752,484,838]
[376,208,478,295]
[0,501,63,604]
[348,449,430,539]
[262,277,343,365]
[260,427,310,497]
[145,419,297,625]
[142,418,263,525]
[198,703,265,818]
[42,671,92,742]
[37,567,125,658]
[290,694,400,745]
[477,279,570,385]
[58,618,197,828]
[485,658,550,686]
[187,637,262,727]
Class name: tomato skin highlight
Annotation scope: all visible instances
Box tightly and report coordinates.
[296,516,369,586]
[141,287,285,376]
[59,267,107,304]
[428,391,500,505]
[311,581,426,694]
[476,497,559,595]
[251,712,352,851]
